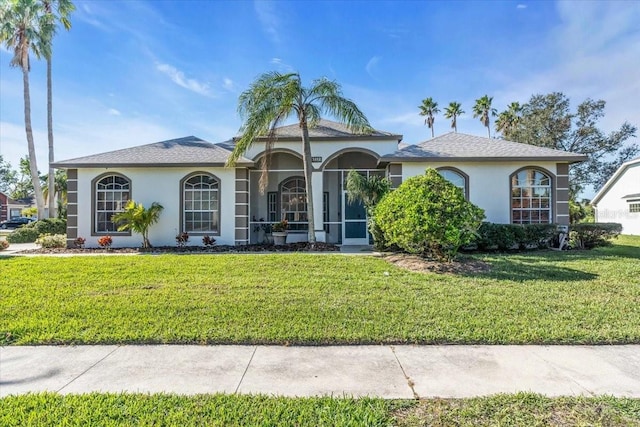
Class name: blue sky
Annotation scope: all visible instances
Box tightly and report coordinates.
[1,0,638,175]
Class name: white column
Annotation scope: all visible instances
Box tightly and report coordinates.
[312,170,326,242]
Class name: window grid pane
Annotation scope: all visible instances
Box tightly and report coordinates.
[95,176,130,233]
[183,175,220,233]
[511,169,552,224]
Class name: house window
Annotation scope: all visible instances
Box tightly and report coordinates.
[94,174,130,233]
[182,173,220,234]
[280,177,307,230]
[437,167,469,199]
[267,192,277,222]
[630,203,640,213]
[511,168,553,224]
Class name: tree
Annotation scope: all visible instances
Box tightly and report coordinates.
[42,168,67,218]
[444,102,464,133]
[227,71,373,245]
[40,0,74,218]
[501,92,638,193]
[112,200,164,249]
[374,169,485,261]
[345,170,392,249]
[473,95,497,138]
[418,97,440,138]
[495,102,522,137]
[0,0,46,219]
[0,155,18,194]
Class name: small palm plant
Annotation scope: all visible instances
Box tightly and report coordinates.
[112,200,164,249]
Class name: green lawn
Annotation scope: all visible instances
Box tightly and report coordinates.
[1,235,639,345]
[1,393,639,426]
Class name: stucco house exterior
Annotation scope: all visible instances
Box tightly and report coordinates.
[591,157,640,235]
[52,120,587,248]
[0,192,31,222]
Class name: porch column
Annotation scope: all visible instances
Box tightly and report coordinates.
[312,170,326,242]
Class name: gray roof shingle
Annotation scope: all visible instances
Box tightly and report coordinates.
[381,132,587,162]
[247,119,401,140]
[53,136,253,168]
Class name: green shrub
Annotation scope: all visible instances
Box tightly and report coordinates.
[374,168,485,261]
[35,233,67,248]
[25,218,67,236]
[570,223,622,249]
[6,227,39,243]
[475,223,558,251]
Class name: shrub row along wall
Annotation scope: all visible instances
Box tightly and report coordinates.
[6,219,67,244]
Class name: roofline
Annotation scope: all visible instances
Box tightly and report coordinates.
[52,161,255,168]
[379,155,588,163]
[591,157,640,205]
[242,134,403,143]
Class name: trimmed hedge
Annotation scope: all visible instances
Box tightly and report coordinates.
[474,223,558,251]
[6,218,67,244]
[570,223,622,249]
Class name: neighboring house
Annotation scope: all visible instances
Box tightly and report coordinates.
[591,157,640,235]
[52,120,587,248]
[0,192,31,221]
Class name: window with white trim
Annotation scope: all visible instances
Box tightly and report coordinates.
[95,175,130,233]
[511,169,552,224]
[183,174,219,233]
[629,203,640,213]
[281,177,307,229]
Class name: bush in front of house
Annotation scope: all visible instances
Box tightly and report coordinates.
[570,223,622,249]
[35,234,67,248]
[6,227,39,243]
[374,168,485,261]
[474,223,558,251]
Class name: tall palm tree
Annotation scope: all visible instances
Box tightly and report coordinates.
[495,102,522,138]
[418,97,439,138]
[473,95,497,138]
[227,72,373,245]
[0,0,46,219]
[40,0,74,218]
[444,101,464,133]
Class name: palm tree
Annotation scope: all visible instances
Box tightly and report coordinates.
[495,102,522,138]
[112,200,164,249]
[444,102,465,133]
[418,97,439,138]
[0,0,47,219]
[473,95,497,138]
[42,168,67,218]
[40,0,74,218]
[227,72,373,245]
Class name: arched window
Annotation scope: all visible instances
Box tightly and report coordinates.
[94,174,130,233]
[511,168,553,224]
[182,173,220,234]
[280,177,307,225]
[437,167,469,199]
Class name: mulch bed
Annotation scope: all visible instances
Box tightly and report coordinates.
[18,242,340,255]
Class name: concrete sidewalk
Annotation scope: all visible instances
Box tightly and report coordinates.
[2,345,639,398]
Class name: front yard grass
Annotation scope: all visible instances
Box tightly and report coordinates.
[1,393,639,426]
[1,235,639,345]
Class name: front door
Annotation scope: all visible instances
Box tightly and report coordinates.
[342,192,369,245]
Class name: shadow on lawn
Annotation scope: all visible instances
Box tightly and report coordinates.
[473,254,599,282]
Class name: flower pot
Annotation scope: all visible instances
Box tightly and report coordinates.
[272,231,288,245]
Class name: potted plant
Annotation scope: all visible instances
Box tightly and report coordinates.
[271,219,288,245]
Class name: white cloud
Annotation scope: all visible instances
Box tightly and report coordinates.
[156,63,213,97]
[222,78,235,91]
[365,56,381,78]
[516,4,527,9]
[255,1,280,44]
[269,57,294,72]
[107,108,121,116]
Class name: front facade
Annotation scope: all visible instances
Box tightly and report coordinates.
[53,121,586,248]
[591,158,640,235]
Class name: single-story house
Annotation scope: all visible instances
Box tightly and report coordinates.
[0,192,31,222]
[52,120,587,248]
[591,157,640,235]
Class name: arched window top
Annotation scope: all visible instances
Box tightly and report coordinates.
[281,177,305,193]
[95,174,130,190]
[184,174,219,189]
[436,167,469,199]
[512,169,551,187]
